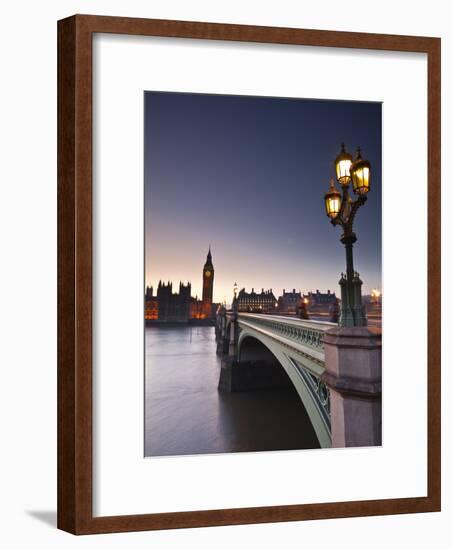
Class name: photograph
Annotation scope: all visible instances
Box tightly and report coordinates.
[144,91,382,457]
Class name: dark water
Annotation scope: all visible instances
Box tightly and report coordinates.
[144,326,319,457]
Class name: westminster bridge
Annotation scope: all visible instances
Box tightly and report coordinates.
[215,308,382,449]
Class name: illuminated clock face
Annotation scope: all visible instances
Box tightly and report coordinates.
[205,270,211,277]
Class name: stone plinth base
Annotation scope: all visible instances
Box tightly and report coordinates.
[216,337,229,356]
[322,326,382,448]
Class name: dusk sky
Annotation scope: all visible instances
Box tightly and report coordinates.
[144,92,381,303]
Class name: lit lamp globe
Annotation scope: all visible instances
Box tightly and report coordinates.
[350,147,371,196]
[324,179,342,219]
[334,143,353,186]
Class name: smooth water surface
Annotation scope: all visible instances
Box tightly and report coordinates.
[145,326,319,457]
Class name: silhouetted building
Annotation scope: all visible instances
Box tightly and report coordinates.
[329,297,340,323]
[145,286,159,320]
[304,289,337,315]
[237,288,277,313]
[363,291,382,318]
[202,247,214,319]
[189,296,203,319]
[145,248,216,321]
[156,281,192,321]
[278,289,302,313]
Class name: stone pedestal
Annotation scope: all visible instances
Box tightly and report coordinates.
[216,336,230,356]
[228,311,238,358]
[321,326,382,448]
[339,272,367,327]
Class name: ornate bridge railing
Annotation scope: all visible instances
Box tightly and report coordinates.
[288,357,331,437]
[236,313,336,371]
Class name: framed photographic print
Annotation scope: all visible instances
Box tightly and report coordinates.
[58,15,441,534]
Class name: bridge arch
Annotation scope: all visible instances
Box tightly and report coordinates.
[237,328,331,448]
[239,335,280,363]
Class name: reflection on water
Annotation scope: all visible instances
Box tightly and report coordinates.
[145,326,319,457]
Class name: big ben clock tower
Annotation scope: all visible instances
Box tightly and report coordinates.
[202,246,214,318]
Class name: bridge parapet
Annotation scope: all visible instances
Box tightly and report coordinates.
[237,313,335,354]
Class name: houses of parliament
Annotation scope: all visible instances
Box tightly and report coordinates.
[145,248,218,323]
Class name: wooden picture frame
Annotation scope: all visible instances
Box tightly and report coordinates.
[58,14,441,535]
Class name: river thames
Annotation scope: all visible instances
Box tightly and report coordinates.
[145,325,319,457]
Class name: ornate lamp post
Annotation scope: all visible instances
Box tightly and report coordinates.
[232,282,238,313]
[324,143,371,326]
